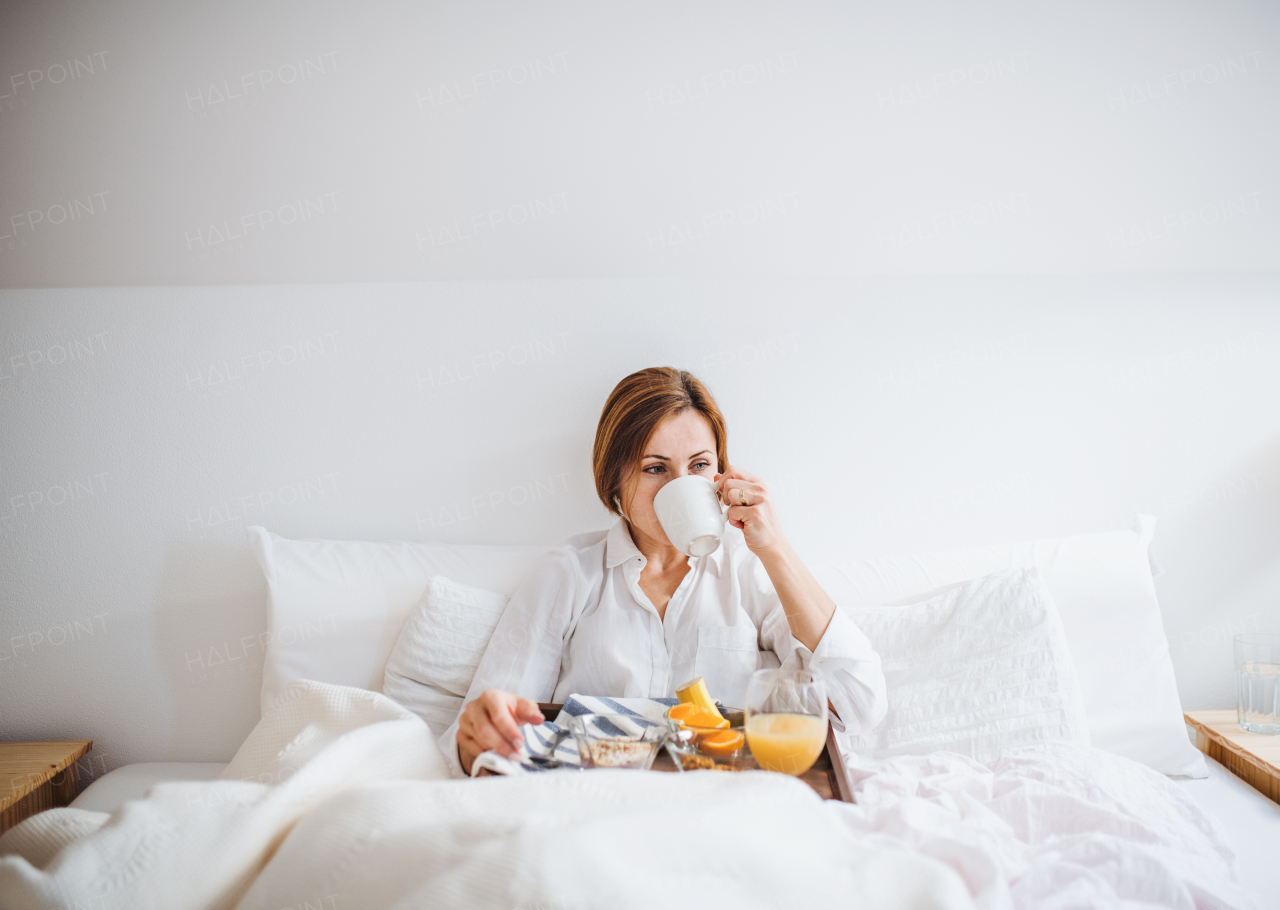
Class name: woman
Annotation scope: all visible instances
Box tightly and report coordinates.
[442,367,887,775]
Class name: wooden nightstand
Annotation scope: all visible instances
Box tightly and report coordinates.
[1185,711,1280,804]
[0,741,94,835]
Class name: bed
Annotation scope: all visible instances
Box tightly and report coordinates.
[1179,753,1280,906]
[61,737,1280,908]
[2,518,1275,909]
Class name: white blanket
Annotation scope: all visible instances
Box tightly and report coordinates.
[835,743,1257,909]
[0,680,1255,910]
[0,681,448,910]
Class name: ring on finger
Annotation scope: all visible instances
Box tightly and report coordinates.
[738,487,748,506]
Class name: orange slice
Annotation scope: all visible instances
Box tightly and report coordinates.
[666,703,729,730]
[698,729,745,757]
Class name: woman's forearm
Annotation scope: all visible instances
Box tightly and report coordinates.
[754,539,836,652]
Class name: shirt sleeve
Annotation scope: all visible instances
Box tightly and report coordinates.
[436,549,581,777]
[747,557,888,737]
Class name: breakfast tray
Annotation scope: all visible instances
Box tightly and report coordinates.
[481,696,855,802]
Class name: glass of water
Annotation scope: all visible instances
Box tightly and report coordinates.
[1236,633,1280,734]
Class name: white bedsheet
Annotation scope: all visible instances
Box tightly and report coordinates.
[835,743,1259,909]
[1178,754,1280,909]
[0,680,1259,910]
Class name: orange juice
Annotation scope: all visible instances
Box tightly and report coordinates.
[745,713,826,775]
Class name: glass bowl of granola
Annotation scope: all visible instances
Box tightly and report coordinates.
[663,710,760,772]
[567,714,668,770]
[663,722,758,772]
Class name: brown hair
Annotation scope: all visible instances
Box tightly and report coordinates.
[593,367,728,517]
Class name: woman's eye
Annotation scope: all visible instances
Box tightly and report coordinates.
[644,464,665,475]
[692,462,710,471]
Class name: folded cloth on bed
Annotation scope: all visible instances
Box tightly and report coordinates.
[470,695,679,776]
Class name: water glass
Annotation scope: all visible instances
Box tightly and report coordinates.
[1235,633,1280,734]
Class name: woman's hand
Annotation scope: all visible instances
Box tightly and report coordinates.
[716,465,836,652]
[456,688,545,775]
[714,465,786,555]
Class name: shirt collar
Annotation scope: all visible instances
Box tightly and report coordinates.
[604,518,729,572]
[605,518,644,568]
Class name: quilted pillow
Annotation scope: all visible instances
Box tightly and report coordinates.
[383,576,510,736]
[815,515,1205,778]
[838,567,1090,763]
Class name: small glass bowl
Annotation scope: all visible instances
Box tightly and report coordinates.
[663,722,757,773]
[567,714,668,770]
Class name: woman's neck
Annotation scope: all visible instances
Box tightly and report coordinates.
[625,520,689,572]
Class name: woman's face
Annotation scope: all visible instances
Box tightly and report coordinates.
[619,409,719,549]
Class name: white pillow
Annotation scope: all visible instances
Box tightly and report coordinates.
[247,527,548,716]
[383,576,510,736]
[814,515,1205,778]
[839,568,1090,763]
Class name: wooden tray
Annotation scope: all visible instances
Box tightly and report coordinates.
[533,703,854,802]
[1185,710,1280,804]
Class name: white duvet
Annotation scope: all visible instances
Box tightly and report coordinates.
[0,680,1256,910]
[838,745,1254,909]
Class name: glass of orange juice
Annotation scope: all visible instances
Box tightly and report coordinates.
[744,669,828,775]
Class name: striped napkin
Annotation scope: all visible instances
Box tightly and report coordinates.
[469,695,678,777]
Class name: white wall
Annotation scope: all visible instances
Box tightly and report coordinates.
[1,1,1278,781]
[1,282,1278,781]
[0,0,1277,284]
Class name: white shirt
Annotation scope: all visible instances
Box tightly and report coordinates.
[439,519,888,776]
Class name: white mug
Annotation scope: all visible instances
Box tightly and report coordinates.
[653,475,727,557]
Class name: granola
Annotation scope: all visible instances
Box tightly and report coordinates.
[581,739,657,768]
[678,754,736,771]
